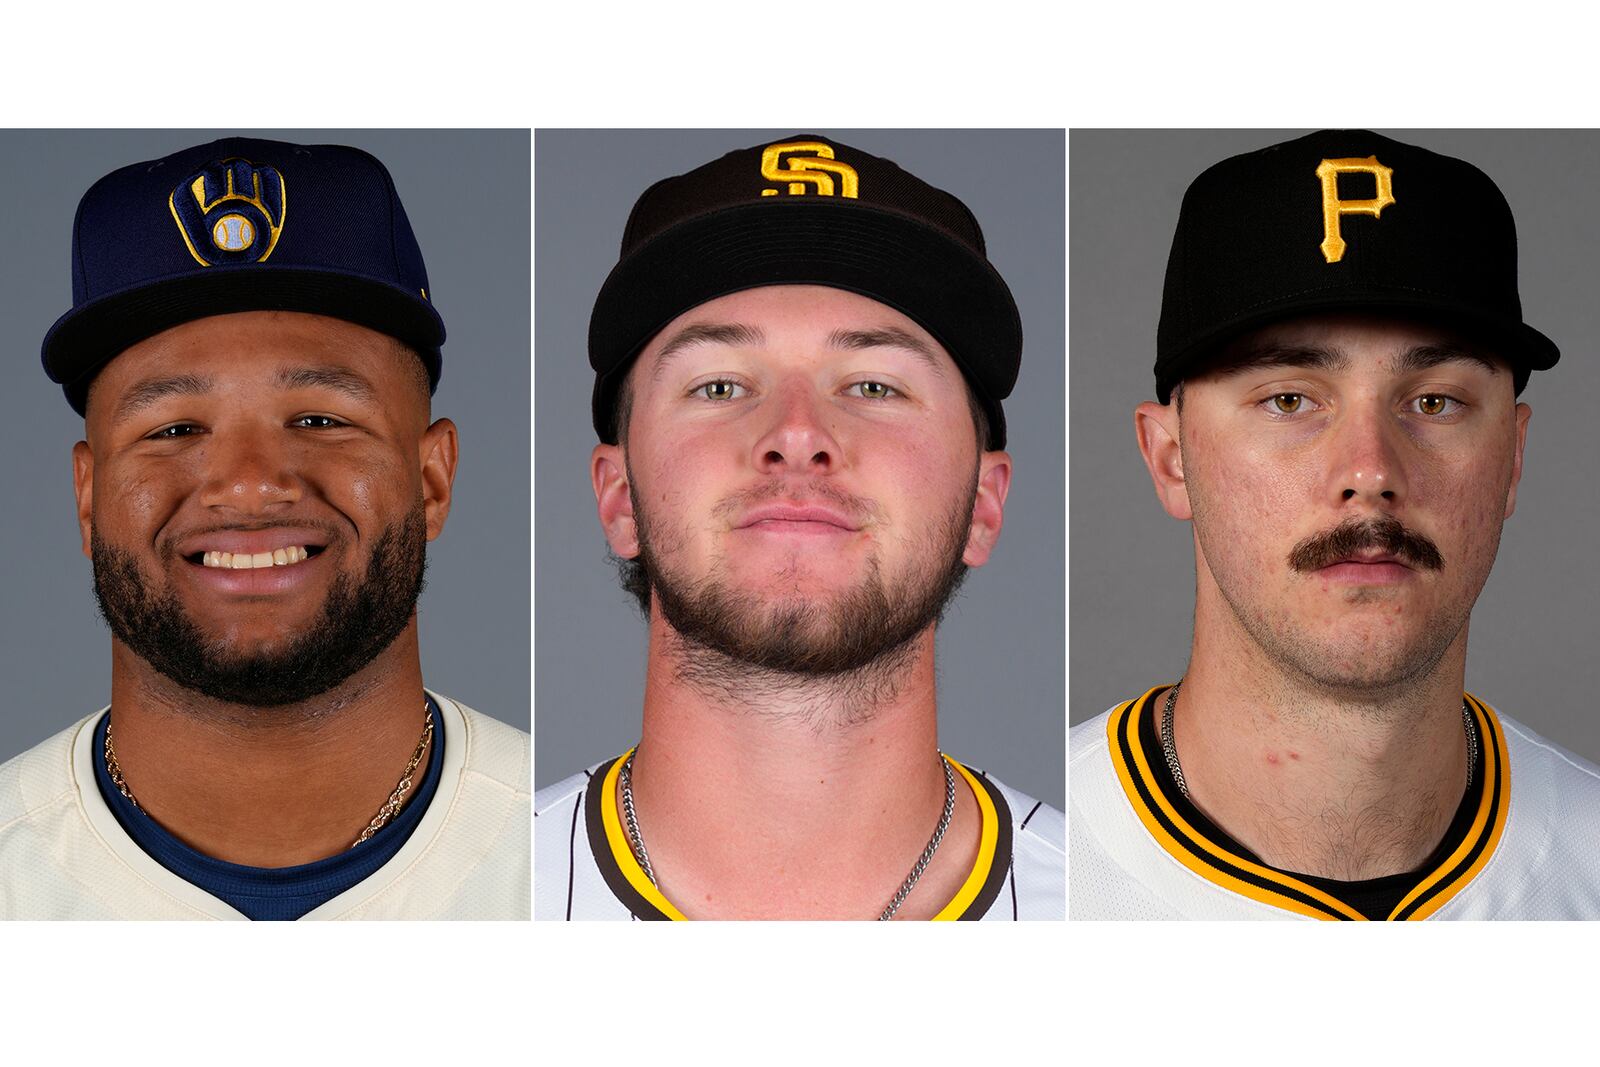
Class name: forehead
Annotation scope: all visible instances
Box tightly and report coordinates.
[634,284,956,372]
[1203,310,1507,380]
[88,311,409,409]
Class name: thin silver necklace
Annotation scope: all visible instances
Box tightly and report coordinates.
[1158,680,1479,798]
[618,747,958,921]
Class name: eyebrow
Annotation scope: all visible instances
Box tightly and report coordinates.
[1392,343,1501,376]
[1212,341,1500,379]
[112,373,214,424]
[651,323,766,379]
[275,365,380,404]
[827,327,949,378]
[649,321,951,382]
[109,365,380,425]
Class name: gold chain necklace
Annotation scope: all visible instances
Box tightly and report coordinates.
[103,704,435,851]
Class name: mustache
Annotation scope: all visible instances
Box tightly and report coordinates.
[1287,516,1444,572]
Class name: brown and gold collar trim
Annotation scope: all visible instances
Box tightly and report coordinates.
[1107,686,1510,921]
[584,750,1013,921]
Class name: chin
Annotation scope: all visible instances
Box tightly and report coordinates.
[1280,630,1455,692]
[188,609,323,648]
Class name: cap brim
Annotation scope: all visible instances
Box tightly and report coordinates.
[588,198,1021,448]
[1156,288,1561,403]
[43,267,447,416]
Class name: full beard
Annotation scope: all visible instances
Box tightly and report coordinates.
[91,508,428,708]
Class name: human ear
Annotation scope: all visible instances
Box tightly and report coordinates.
[419,418,460,540]
[1134,400,1191,521]
[962,450,1012,567]
[72,440,94,558]
[1503,402,1532,519]
[592,444,638,557]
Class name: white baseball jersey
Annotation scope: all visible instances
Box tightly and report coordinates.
[535,751,1064,920]
[0,692,530,920]
[1071,686,1600,919]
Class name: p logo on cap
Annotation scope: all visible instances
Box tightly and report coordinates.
[1315,155,1395,264]
[168,158,287,266]
[759,141,860,198]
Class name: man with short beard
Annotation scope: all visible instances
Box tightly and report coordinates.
[0,138,529,920]
[1071,130,1600,919]
[534,135,1064,920]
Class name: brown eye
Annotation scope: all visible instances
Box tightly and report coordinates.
[702,381,738,400]
[1417,395,1448,415]
[854,381,894,399]
[1271,394,1304,414]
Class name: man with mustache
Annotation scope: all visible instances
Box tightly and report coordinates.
[0,137,529,919]
[534,135,1064,920]
[1070,130,1600,919]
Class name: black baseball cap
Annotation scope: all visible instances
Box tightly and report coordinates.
[43,137,445,415]
[1156,129,1559,403]
[588,134,1022,448]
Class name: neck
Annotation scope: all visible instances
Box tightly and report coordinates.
[1174,592,1471,881]
[105,622,432,868]
[626,612,979,919]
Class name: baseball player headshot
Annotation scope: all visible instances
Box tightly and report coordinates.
[1070,129,1600,920]
[534,130,1065,920]
[0,131,531,920]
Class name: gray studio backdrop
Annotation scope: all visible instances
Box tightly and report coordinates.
[1070,129,1600,763]
[0,129,530,764]
[536,129,1065,806]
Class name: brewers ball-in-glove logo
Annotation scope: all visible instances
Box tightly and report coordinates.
[168,158,287,266]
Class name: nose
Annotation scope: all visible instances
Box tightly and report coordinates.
[1325,402,1406,508]
[751,379,842,475]
[197,426,302,514]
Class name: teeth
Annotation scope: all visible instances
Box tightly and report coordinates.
[201,546,311,569]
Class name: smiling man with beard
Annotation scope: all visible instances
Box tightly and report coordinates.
[0,138,529,920]
[534,136,1064,921]
[1070,130,1600,920]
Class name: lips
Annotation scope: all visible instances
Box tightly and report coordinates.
[170,525,335,591]
[735,503,860,531]
[175,525,331,561]
[1316,555,1415,585]
[1326,552,1407,568]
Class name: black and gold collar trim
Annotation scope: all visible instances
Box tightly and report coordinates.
[1107,686,1510,921]
[584,750,1013,920]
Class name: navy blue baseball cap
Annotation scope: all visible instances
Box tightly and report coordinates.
[43,137,446,415]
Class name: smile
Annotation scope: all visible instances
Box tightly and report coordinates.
[197,546,319,569]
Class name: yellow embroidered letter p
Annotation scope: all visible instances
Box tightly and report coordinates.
[1315,156,1395,264]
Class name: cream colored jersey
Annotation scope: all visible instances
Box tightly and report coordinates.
[0,692,530,920]
[1071,686,1600,920]
[535,751,1064,920]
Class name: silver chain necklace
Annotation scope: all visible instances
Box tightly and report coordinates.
[1158,680,1479,799]
[617,747,958,921]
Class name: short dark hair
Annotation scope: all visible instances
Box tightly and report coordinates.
[390,337,434,410]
